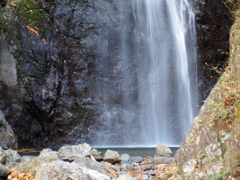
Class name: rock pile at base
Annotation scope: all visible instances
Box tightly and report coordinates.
[0,143,179,180]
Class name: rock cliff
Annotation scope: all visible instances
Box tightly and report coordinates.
[175,9,240,180]
[0,0,234,148]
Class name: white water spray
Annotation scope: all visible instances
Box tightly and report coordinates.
[90,0,197,147]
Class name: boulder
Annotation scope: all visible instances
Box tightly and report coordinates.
[36,160,110,180]
[120,153,130,163]
[90,148,102,160]
[0,164,10,178]
[117,174,137,180]
[156,145,172,157]
[139,164,154,171]
[121,163,135,171]
[152,157,175,165]
[4,149,21,166]
[130,156,143,163]
[73,156,110,173]
[103,150,120,163]
[16,149,59,173]
[58,143,92,161]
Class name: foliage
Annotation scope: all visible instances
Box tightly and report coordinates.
[211,167,227,180]
[196,150,207,169]
[223,0,240,16]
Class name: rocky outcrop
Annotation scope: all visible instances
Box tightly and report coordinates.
[0,0,140,148]
[175,9,240,179]
[0,110,17,150]
[0,32,17,87]
[0,0,234,148]
[192,0,233,103]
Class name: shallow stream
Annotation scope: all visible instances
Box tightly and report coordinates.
[17,147,179,157]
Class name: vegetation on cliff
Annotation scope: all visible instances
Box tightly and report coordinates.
[175,5,240,179]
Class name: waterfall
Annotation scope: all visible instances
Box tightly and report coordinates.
[90,0,197,147]
[133,0,197,146]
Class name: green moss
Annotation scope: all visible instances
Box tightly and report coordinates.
[15,0,49,29]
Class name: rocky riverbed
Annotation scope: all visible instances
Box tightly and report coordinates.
[0,143,180,180]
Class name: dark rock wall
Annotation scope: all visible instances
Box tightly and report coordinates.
[0,0,233,148]
[193,0,233,103]
[1,0,139,148]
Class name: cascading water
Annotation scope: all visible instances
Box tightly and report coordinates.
[90,0,197,147]
[133,0,197,146]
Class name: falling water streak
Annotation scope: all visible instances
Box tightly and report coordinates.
[166,0,193,128]
[133,0,197,145]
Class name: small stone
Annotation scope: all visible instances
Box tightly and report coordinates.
[120,154,130,162]
[117,174,137,180]
[140,164,154,171]
[142,174,150,179]
[121,163,135,171]
[130,156,143,163]
[103,150,120,163]
[156,144,172,157]
[152,157,175,165]
[90,149,101,156]
[111,164,121,172]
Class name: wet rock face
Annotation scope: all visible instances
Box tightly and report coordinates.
[192,0,233,103]
[6,0,138,148]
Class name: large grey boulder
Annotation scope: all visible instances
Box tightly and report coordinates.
[36,160,110,180]
[0,147,21,166]
[103,150,120,163]
[73,156,110,174]
[16,149,59,173]
[156,144,172,157]
[4,149,21,166]
[58,143,92,161]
